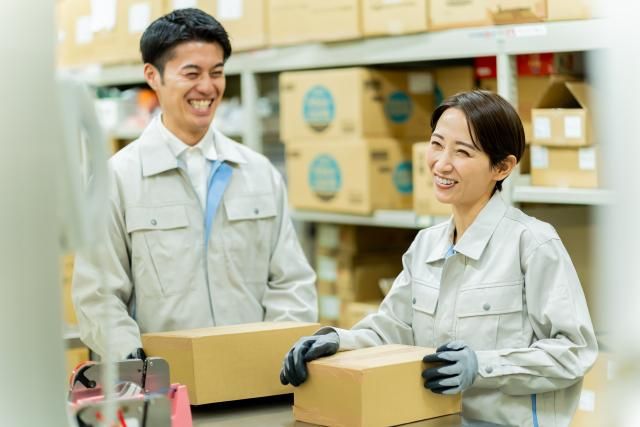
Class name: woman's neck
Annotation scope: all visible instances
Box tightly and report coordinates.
[452,192,493,243]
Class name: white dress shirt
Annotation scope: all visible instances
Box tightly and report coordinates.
[158,115,217,210]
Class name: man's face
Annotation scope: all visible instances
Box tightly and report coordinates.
[145,41,226,142]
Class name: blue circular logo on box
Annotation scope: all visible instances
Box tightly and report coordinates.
[303,85,335,132]
[309,154,341,201]
[393,161,413,194]
[385,91,412,123]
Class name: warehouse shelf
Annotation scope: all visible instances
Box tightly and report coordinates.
[291,209,448,229]
[65,19,605,86]
[64,327,84,348]
[512,185,613,205]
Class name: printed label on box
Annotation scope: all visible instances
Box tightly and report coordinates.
[393,161,413,194]
[385,91,412,123]
[316,225,340,249]
[309,154,342,201]
[564,115,583,139]
[91,0,117,32]
[579,147,596,171]
[578,389,595,412]
[76,16,93,45]
[317,255,338,282]
[319,295,341,319]
[303,86,335,132]
[218,0,243,21]
[409,73,434,94]
[531,146,549,169]
[533,116,551,139]
[173,0,197,9]
[129,3,151,34]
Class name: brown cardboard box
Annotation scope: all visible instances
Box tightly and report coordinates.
[280,68,434,140]
[66,347,90,378]
[361,0,429,37]
[434,66,476,106]
[570,353,613,427]
[489,0,546,24]
[478,76,550,142]
[268,0,311,46]
[307,0,361,42]
[530,145,598,188]
[114,0,165,64]
[285,139,414,214]
[339,301,381,328]
[547,0,594,21]
[59,0,95,66]
[429,0,491,30]
[412,143,451,216]
[532,81,593,146]
[175,0,268,51]
[293,345,461,426]
[315,224,416,255]
[142,322,320,405]
[337,254,402,302]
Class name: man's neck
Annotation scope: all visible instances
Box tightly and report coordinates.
[161,116,207,146]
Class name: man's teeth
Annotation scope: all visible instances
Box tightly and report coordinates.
[436,176,456,185]
[189,100,211,110]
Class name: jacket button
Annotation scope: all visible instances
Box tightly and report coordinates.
[483,303,491,311]
[412,297,416,304]
[254,208,259,215]
[486,366,494,374]
[150,219,157,226]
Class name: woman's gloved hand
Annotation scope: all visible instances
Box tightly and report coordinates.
[422,340,478,395]
[279,331,339,387]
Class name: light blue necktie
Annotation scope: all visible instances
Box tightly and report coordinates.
[204,160,233,248]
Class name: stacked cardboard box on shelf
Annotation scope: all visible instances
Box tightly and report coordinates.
[281,67,435,214]
[570,352,615,427]
[530,80,598,188]
[314,224,414,327]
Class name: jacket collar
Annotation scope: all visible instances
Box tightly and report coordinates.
[426,192,507,263]
[139,118,247,177]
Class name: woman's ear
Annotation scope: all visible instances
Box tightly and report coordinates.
[494,155,518,181]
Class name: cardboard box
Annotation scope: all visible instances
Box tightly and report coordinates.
[66,347,90,378]
[547,0,594,21]
[58,0,95,66]
[285,139,415,214]
[268,0,310,46]
[570,353,613,427]
[175,0,269,51]
[339,301,381,329]
[337,254,402,302]
[307,0,361,42]
[142,322,320,404]
[280,68,434,140]
[490,0,546,24]
[412,143,451,216]
[361,0,429,37]
[429,0,491,30]
[115,0,165,64]
[433,66,476,106]
[530,145,598,188]
[315,224,416,255]
[532,81,592,146]
[293,345,461,427]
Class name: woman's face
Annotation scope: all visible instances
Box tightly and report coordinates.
[426,108,503,211]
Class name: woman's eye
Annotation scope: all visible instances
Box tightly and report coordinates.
[457,150,470,157]
[430,140,442,148]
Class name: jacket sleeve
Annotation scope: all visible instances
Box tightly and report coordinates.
[262,168,318,322]
[325,241,417,350]
[472,238,598,395]
[72,168,142,360]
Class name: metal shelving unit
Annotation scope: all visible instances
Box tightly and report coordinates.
[69,18,608,229]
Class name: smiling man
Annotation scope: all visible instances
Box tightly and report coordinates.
[72,8,317,360]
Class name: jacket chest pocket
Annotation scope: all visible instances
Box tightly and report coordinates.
[455,281,524,351]
[222,194,277,285]
[126,205,199,297]
[412,280,439,348]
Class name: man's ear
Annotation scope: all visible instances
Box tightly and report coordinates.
[143,63,160,91]
[494,155,517,181]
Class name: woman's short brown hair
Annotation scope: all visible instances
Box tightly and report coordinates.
[430,90,525,192]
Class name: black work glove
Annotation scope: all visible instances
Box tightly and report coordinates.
[422,340,478,395]
[126,348,147,360]
[279,331,339,387]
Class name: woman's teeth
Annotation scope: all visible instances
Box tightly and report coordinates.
[436,176,456,185]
